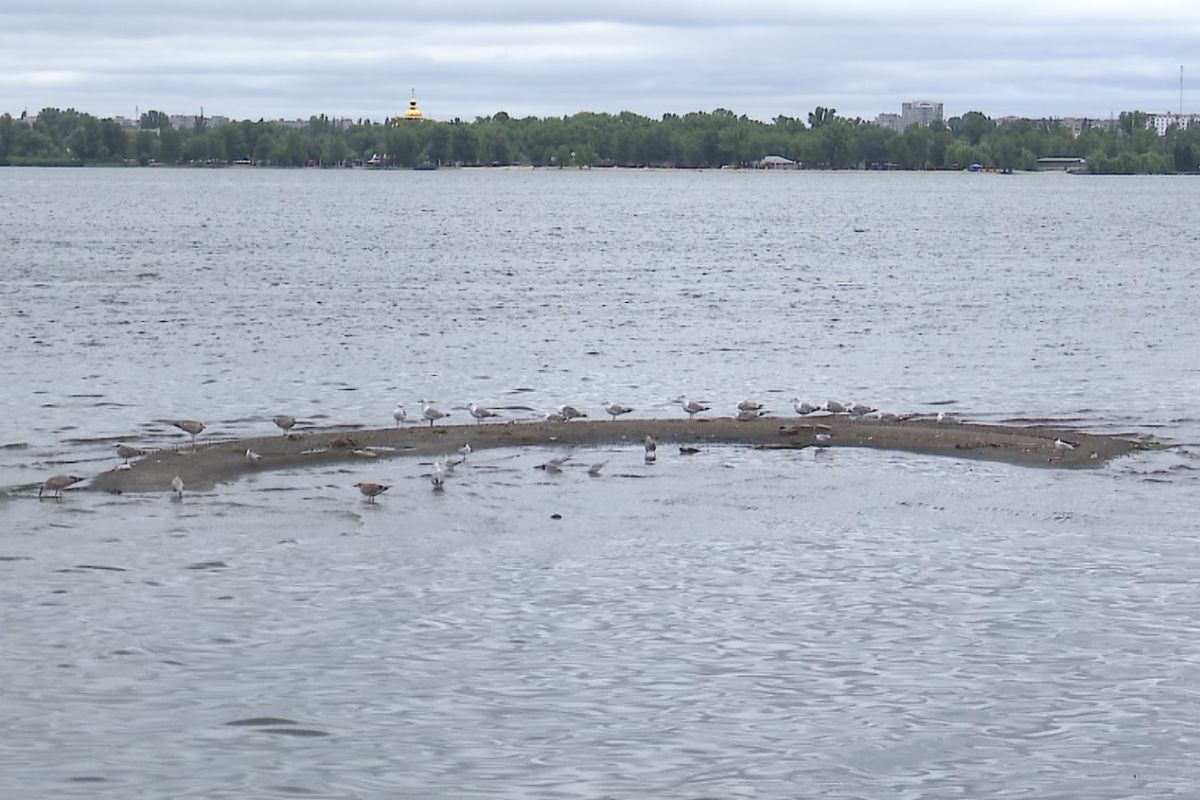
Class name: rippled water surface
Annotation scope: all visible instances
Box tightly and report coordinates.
[2,167,1199,798]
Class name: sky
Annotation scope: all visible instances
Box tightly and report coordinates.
[2,1,1198,124]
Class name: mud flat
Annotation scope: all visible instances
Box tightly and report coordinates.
[84,416,1146,494]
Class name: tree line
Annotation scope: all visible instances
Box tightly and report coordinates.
[2,105,1198,174]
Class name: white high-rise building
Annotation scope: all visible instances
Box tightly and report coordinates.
[900,101,943,130]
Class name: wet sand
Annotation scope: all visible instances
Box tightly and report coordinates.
[86,417,1145,494]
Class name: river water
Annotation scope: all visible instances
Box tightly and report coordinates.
[2,167,1198,798]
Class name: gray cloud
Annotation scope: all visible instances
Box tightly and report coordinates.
[3,2,1198,122]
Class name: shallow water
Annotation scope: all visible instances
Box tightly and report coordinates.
[2,167,1198,798]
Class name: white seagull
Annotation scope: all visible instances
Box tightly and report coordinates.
[737,399,764,413]
[457,443,472,460]
[558,404,588,421]
[603,401,634,420]
[419,400,450,427]
[791,398,818,416]
[392,404,407,426]
[1054,437,1078,451]
[536,454,572,473]
[171,475,185,498]
[468,402,500,424]
[245,448,262,463]
[543,410,567,423]
[430,462,447,491]
[354,481,390,502]
[675,395,710,419]
[644,435,657,463]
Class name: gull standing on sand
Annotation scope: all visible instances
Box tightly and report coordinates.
[115,443,144,464]
[675,395,710,419]
[171,475,185,498]
[273,415,296,435]
[354,481,390,503]
[603,401,633,420]
[172,419,205,448]
[419,400,449,427]
[558,404,588,421]
[457,443,472,460]
[392,404,407,426]
[39,474,84,499]
[644,435,657,463]
[468,402,500,424]
[430,462,446,491]
[791,398,818,416]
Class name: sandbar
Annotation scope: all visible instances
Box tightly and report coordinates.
[86,416,1144,494]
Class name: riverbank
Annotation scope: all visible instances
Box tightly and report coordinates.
[86,416,1144,494]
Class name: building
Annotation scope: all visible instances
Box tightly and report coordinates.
[395,89,424,123]
[1148,112,1200,136]
[874,102,943,132]
[901,101,943,130]
[874,112,902,132]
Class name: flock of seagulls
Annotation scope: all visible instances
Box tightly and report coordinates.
[33,392,1088,503]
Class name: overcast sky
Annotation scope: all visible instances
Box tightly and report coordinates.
[2,1,1198,123]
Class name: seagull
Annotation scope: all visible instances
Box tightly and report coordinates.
[644,435,657,463]
[791,398,818,416]
[737,399,764,413]
[392,404,407,426]
[588,461,607,477]
[39,474,84,500]
[272,415,296,434]
[815,432,832,445]
[115,443,144,464]
[419,400,449,427]
[354,481,390,503]
[675,395,710,419]
[603,401,633,420]
[430,462,446,491]
[172,419,205,448]
[824,401,846,414]
[171,475,185,498]
[457,443,472,460]
[850,403,876,416]
[468,402,499,424]
[557,404,588,421]
[543,410,567,423]
[536,454,571,473]
[736,409,766,422]
[1054,437,1078,451]
[245,448,262,463]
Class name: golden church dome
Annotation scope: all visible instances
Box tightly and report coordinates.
[401,90,423,121]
